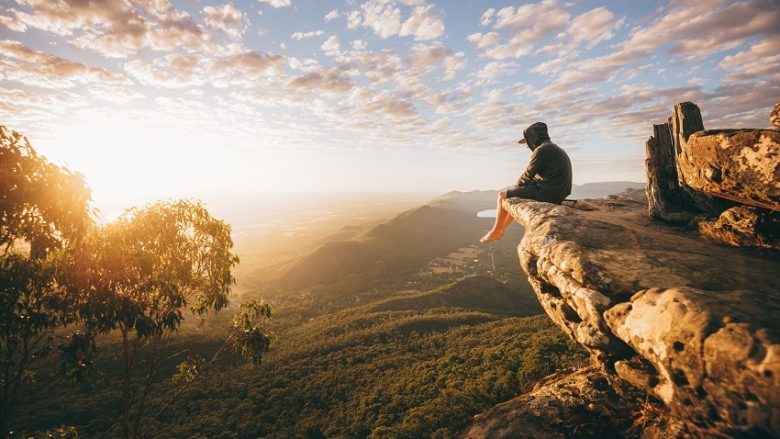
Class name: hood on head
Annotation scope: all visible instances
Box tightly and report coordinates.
[522,122,550,150]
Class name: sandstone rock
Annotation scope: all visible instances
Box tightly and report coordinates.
[502,197,780,436]
[699,205,780,250]
[456,366,689,439]
[771,99,780,128]
[645,123,696,222]
[605,287,780,435]
[678,129,780,211]
[670,102,723,215]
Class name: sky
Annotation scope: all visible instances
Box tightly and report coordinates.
[0,0,778,212]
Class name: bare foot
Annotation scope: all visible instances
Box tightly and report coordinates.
[480,230,503,243]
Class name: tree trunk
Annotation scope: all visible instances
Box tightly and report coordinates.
[121,328,132,439]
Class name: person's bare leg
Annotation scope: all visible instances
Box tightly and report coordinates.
[499,205,515,229]
[481,191,511,243]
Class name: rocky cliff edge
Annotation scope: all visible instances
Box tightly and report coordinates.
[459,195,779,438]
[459,101,780,438]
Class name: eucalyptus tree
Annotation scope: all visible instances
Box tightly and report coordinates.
[2,126,273,438]
[0,126,94,435]
[79,200,273,438]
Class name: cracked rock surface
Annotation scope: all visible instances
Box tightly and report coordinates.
[677,129,780,211]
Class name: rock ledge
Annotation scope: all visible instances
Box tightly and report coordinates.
[492,197,779,436]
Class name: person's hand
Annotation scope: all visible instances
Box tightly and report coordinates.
[499,190,507,200]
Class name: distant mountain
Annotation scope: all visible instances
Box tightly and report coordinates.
[570,181,645,199]
[244,184,647,317]
[366,275,542,317]
[262,190,504,292]
[607,187,648,204]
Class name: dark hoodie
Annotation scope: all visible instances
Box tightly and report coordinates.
[515,122,572,203]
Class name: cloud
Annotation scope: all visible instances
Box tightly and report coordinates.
[292,30,324,40]
[467,32,499,50]
[0,39,129,89]
[324,10,339,22]
[354,90,418,119]
[493,0,569,30]
[0,88,98,132]
[257,0,292,8]
[360,0,402,39]
[480,8,495,27]
[124,54,206,88]
[203,3,249,39]
[476,61,517,84]
[347,10,361,29]
[0,14,27,32]
[443,52,466,81]
[472,0,570,59]
[288,67,354,95]
[321,35,340,55]
[349,1,443,41]
[209,51,287,87]
[3,0,148,58]
[567,7,622,49]
[582,0,780,72]
[462,92,530,131]
[530,54,576,75]
[399,5,444,41]
[526,0,780,103]
[720,37,780,82]
[348,49,403,84]
[148,9,208,51]
[351,39,368,50]
[1,0,216,58]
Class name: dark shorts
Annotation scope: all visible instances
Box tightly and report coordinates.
[506,184,563,204]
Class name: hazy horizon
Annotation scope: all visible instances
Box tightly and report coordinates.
[90,180,645,223]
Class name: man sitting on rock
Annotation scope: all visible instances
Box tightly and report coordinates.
[481,122,572,243]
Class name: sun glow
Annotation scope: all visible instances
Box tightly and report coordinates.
[31,111,312,219]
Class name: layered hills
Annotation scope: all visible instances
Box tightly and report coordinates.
[243,183,644,320]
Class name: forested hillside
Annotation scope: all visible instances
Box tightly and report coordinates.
[15,291,585,438]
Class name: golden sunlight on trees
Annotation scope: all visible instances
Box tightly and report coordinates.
[0,127,273,438]
[0,126,93,435]
[73,200,266,439]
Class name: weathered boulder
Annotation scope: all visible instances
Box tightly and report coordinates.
[771,100,780,128]
[677,129,780,211]
[501,196,780,436]
[699,205,780,250]
[456,366,689,439]
[606,287,780,435]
